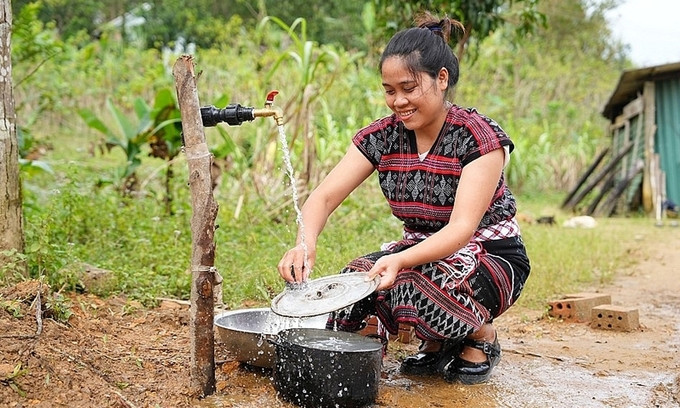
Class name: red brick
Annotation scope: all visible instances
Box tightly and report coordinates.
[359,316,415,344]
[590,305,640,331]
[359,315,379,336]
[393,325,415,344]
[548,293,611,322]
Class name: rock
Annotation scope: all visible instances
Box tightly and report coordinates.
[73,263,117,294]
[562,215,597,228]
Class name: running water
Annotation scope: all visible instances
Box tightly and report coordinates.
[277,124,310,277]
[259,125,313,334]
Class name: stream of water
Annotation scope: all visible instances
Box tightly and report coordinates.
[277,124,310,278]
[258,125,314,334]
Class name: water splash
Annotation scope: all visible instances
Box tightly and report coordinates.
[263,311,306,335]
[277,124,310,278]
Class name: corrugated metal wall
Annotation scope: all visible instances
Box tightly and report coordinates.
[655,78,680,205]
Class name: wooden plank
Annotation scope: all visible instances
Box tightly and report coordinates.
[173,55,217,397]
[642,81,656,213]
[595,159,644,217]
[586,170,616,215]
[625,112,645,209]
[561,147,609,209]
[619,121,630,180]
[563,142,633,211]
[611,95,643,129]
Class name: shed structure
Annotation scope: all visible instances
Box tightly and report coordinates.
[563,61,680,219]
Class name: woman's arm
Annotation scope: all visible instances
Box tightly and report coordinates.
[367,148,505,290]
[278,145,375,282]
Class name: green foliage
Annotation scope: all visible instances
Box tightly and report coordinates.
[0,250,28,285]
[372,0,546,58]
[257,16,357,186]
[1,363,29,397]
[0,299,23,318]
[455,0,627,193]
[23,167,193,301]
[77,88,182,196]
[44,292,74,323]
[78,98,149,192]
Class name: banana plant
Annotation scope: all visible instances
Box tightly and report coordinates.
[78,88,182,205]
[79,98,149,194]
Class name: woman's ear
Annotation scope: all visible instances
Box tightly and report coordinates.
[437,67,449,91]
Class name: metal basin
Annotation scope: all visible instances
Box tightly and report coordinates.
[214,308,327,368]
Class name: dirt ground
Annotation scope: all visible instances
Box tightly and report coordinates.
[1,227,679,408]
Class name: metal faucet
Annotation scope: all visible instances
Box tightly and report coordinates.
[253,90,284,126]
[200,90,284,127]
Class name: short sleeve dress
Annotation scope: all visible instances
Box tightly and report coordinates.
[327,105,531,343]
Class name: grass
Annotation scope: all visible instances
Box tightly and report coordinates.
[9,152,664,315]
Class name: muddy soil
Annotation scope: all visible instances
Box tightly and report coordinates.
[1,228,679,408]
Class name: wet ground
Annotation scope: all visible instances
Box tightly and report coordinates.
[1,229,678,407]
[201,231,680,408]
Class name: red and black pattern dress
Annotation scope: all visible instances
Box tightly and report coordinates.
[327,105,531,343]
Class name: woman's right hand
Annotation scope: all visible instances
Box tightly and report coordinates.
[277,244,316,283]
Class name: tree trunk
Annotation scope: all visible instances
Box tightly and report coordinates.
[172,55,217,397]
[0,0,25,270]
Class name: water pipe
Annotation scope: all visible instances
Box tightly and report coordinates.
[200,90,283,127]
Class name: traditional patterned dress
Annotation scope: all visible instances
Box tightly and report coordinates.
[327,105,531,343]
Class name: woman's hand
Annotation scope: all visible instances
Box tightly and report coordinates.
[277,244,316,283]
[366,253,406,291]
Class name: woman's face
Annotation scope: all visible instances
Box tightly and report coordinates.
[381,56,448,136]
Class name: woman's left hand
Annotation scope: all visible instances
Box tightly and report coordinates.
[367,253,405,291]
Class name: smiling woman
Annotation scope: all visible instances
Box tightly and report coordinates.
[276,11,531,386]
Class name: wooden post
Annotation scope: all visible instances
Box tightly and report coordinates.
[0,0,26,271]
[172,55,217,397]
[642,81,656,214]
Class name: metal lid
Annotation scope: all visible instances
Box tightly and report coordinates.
[270,272,380,318]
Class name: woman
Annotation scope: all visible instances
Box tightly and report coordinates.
[277,12,530,385]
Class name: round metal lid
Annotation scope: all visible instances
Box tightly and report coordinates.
[270,272,380,318]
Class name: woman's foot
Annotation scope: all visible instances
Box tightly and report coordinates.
[400,340,443,375]
[443,324,501,384]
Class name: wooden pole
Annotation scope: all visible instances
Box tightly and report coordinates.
[0,0,26,271]
[561,147,609,209]
[172,55,217,397]
[642,81,656,213]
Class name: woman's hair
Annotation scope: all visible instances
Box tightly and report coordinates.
[379,12,465,92]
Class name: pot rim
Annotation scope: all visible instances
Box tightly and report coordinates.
[275,327,383,353]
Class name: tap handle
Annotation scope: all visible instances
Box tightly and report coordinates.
[265,90,279,108]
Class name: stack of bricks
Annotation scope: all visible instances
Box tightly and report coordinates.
[359,315,416,344]
[548,292,611,322]
[548,292,640,332]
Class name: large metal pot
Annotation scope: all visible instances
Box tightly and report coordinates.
[270,328,383,408]
[214,308,327,368]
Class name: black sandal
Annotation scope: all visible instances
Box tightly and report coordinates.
[444,334,501,384]
[400,340,461,376]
